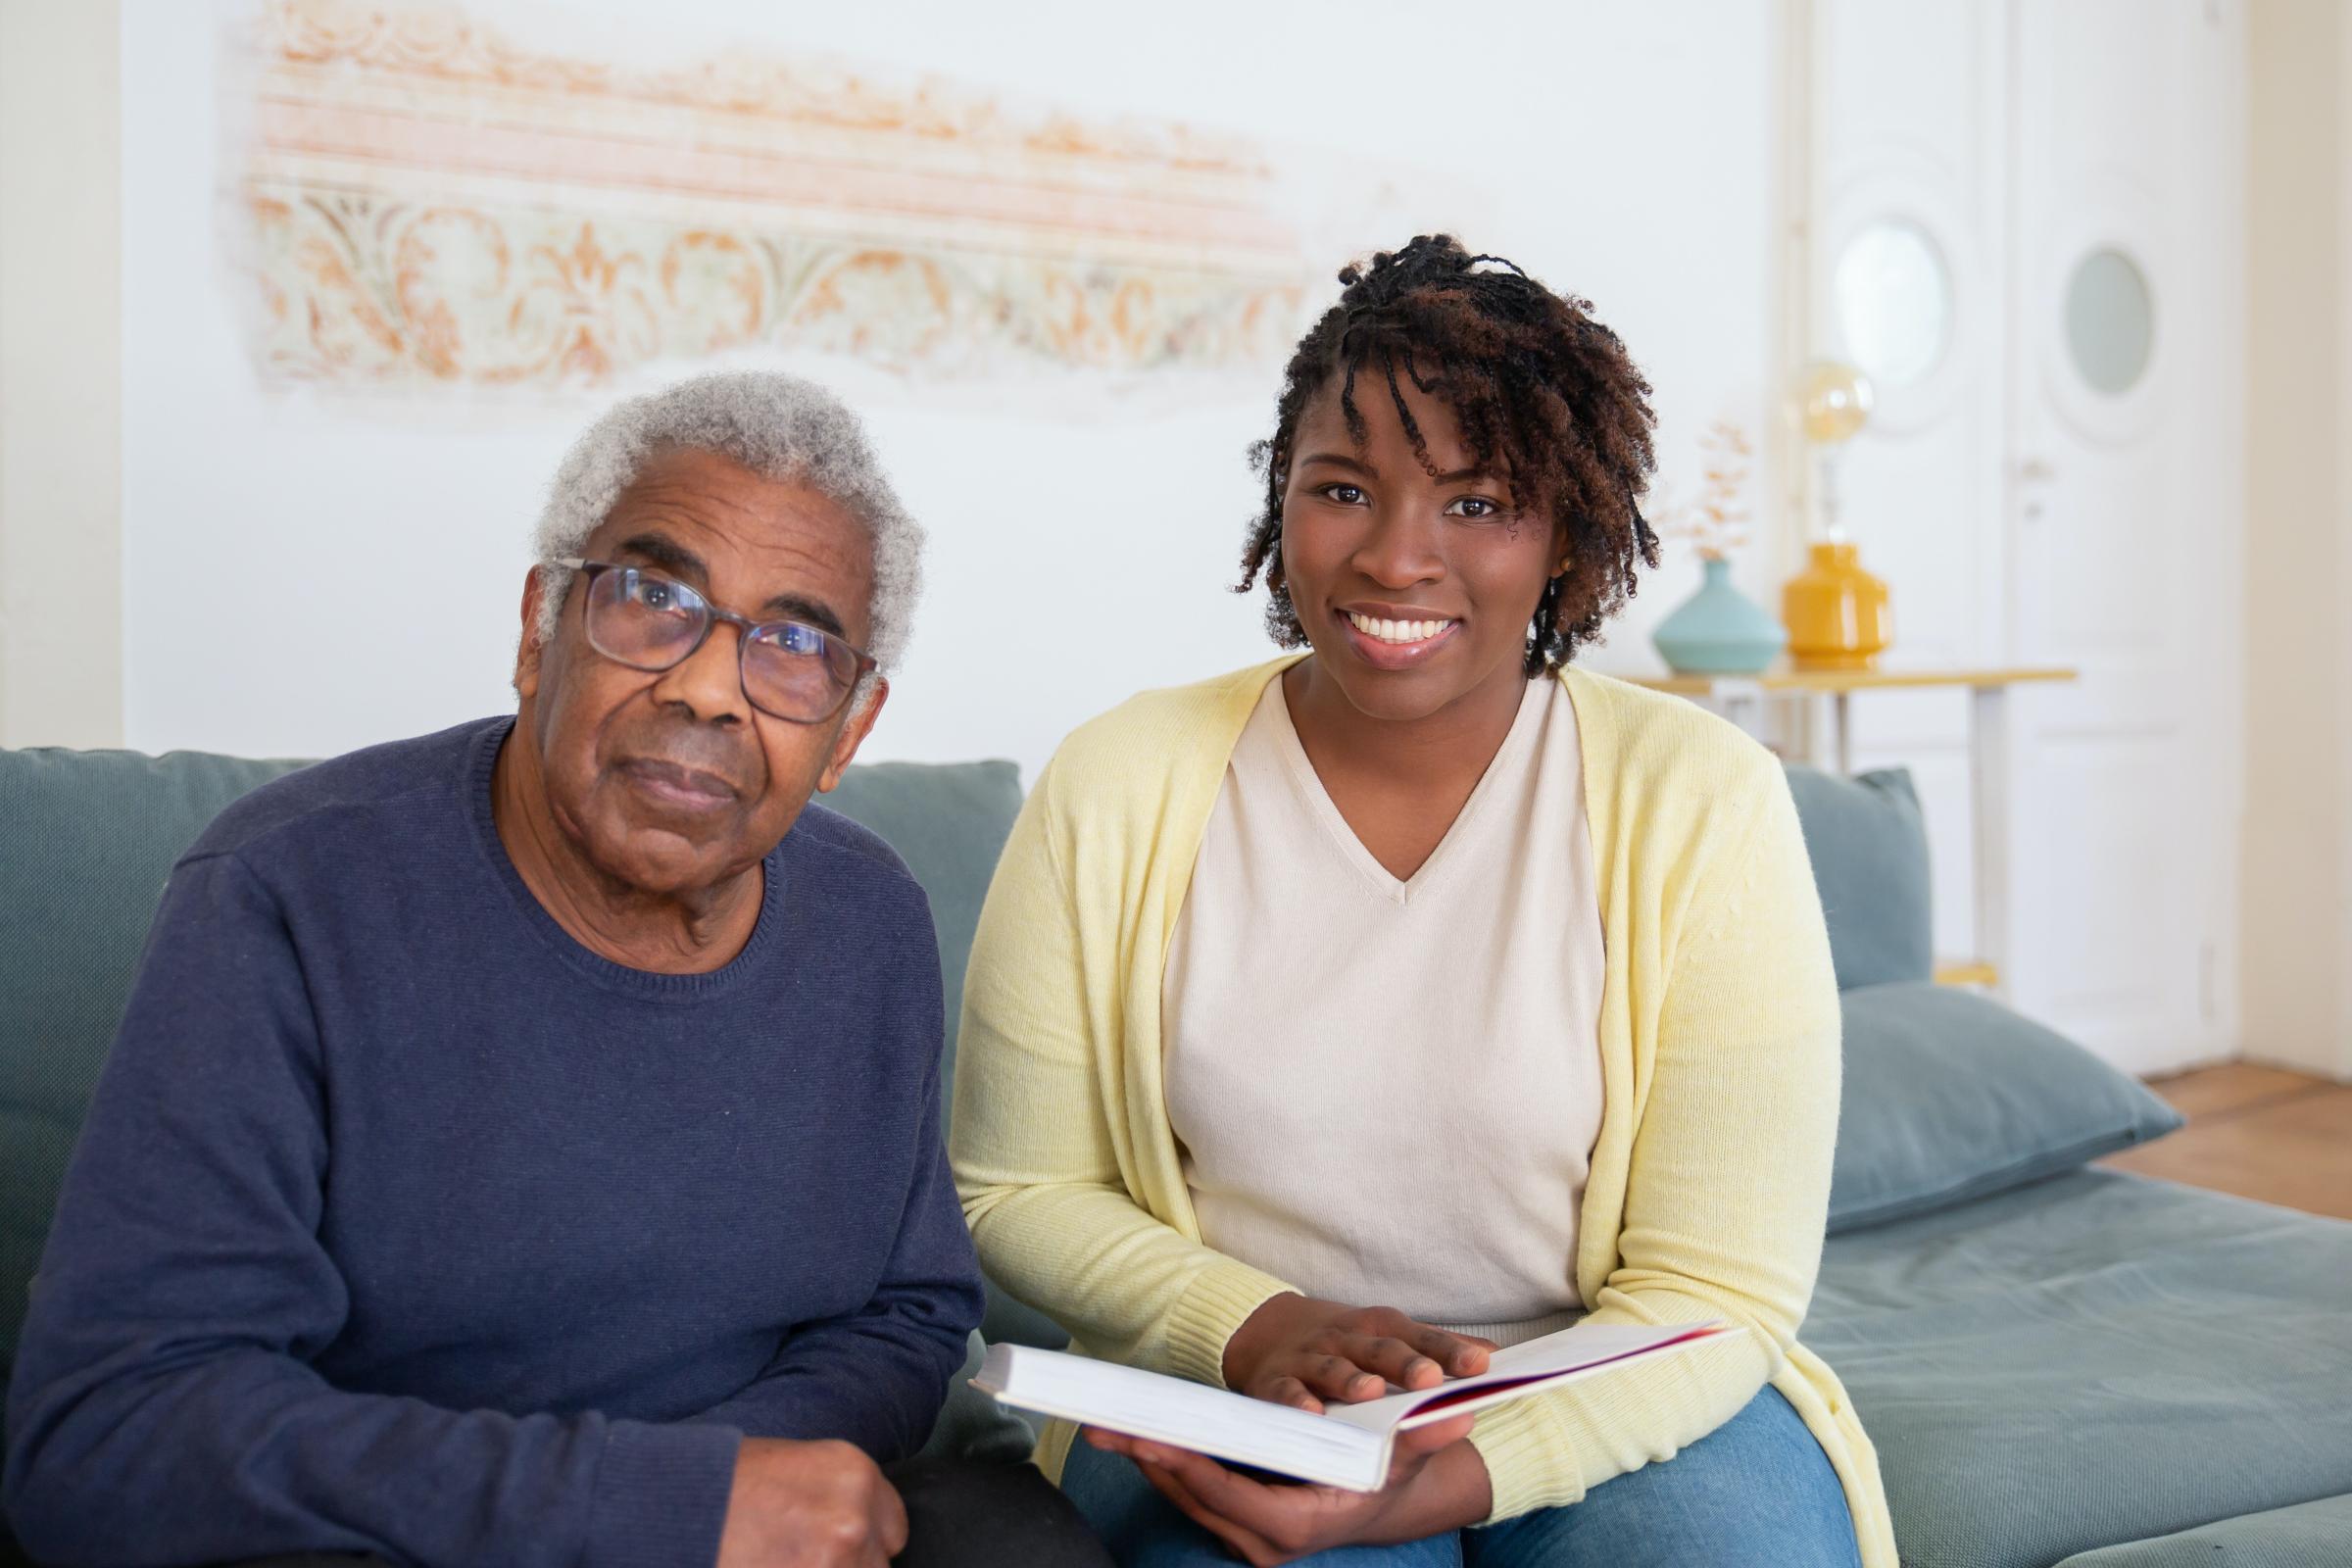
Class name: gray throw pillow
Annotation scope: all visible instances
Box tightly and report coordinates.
[1829,981,2183,1235]
[1784,765,1934,991]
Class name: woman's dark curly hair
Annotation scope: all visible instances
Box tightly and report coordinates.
[1239,234,1660,675]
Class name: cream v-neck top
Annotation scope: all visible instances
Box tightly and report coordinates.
[1159,674,1606,1346]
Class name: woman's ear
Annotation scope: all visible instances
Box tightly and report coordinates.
[1550,513,1577,578]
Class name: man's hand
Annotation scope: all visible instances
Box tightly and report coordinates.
[715,1438,908,1568]
[1083,1415,1492,1566]
[1222,1295,1495,1412]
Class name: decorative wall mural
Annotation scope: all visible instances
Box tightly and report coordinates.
[237,0,1320,390]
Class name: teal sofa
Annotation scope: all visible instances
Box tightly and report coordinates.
[4,743,2349,1567]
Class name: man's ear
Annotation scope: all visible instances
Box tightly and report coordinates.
[514,567,548,701]
[816,677,889,795]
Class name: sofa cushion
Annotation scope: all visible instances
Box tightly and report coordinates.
[2050,1494,2352,1566]
[818,760,1022,1107]
[1810,1169,2352,1568]
[0,747,312,1384]
[1829,980,2182,1234]
[1784,765,1934,990]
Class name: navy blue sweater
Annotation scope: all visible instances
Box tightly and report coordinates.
[3,718,984,1568]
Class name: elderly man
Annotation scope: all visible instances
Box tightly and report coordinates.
[3,374,1103,1568]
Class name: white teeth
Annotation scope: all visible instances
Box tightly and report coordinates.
[1347,612,1454,646]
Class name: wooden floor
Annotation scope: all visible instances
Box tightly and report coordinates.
[2097,1062,2352,1220]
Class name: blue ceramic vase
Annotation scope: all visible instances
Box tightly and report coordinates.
[1651,557,1787,675]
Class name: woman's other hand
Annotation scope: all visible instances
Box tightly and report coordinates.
[1082,1416,1490,1566]
[1220,1295,1495,1411]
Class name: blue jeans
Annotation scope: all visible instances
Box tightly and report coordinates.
[1059,1385,1860,1567]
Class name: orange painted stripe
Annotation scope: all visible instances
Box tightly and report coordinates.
[253,98,1303,261]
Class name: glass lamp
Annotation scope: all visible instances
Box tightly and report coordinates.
[1784,361,1892,669]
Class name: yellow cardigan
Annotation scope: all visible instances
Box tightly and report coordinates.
[950,658,1895,1564]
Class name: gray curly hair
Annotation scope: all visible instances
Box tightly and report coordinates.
[531,372,924,701]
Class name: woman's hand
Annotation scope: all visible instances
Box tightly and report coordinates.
[1221,1295,1495,1411]
[1087,1293,1494,1561]
[1083,1417,1492,1566]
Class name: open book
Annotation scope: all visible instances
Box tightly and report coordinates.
[973,1318,1739,1493]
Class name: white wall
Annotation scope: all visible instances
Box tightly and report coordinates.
[2240,0,2352,1081]
[11,0,2274,1071]
[0,0,122,749]
[114,0,1783,783]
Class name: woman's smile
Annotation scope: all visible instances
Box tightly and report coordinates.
[1337,606,1461,669]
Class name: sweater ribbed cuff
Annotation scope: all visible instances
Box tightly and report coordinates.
[584,1419,742,1568]
[1467,1397,1582,1523]
[1161,1258,1298,1389]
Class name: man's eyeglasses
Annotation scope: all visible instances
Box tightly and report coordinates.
[551,558,875,725]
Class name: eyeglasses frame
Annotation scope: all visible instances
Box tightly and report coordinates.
[549,556,877,725]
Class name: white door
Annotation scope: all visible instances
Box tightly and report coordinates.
[2003,0,2243,1073]
[1812,0,2013,970]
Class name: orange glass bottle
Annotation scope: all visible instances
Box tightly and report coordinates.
[1782,541,1891,670]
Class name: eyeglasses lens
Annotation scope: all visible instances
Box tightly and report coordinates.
[585,566,705,668]
[744,624,855,721]
[584,565,854,722]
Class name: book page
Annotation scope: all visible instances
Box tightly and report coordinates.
[1317,1321,1738,1434]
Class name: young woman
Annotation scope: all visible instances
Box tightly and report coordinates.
[950,236,1895,1567]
